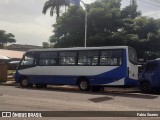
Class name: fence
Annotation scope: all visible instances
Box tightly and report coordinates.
[0,62,8,82]
[0,62,15,82]
[7,70,15,81]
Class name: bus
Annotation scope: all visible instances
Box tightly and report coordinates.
[139,58,160,92]
[15,46,138,91]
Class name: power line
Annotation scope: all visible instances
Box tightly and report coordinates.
[138,2,155,9]
[150,0,160,4]
[139,0,160,7]
[138,0,160,9]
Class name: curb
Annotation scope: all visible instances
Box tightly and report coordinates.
[0,81,18,86]
[0,82,140,93]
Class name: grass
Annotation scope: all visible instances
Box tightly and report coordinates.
[8,70,16,75]
[7,70,15,81]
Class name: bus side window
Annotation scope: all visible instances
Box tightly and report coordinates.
[78,51,98,66]
[100,50,122,66]
[59,52,76,65]
[39,52,57,66]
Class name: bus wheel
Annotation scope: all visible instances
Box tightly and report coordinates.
[140,82,151,93]
[78,79,90,91]
[91,86,102,92]
[20,77,29,88]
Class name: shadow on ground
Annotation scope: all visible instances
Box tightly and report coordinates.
[14,85,159,101]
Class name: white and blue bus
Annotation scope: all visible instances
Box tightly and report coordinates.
[15,46,138,91]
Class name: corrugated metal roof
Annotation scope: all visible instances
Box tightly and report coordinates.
[0,49,24,59]
[0,55,10,59]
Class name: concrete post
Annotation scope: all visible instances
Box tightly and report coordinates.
[0,62,8,82]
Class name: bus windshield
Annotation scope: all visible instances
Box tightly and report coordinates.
[18,52,36,70]
[129,47,137,65]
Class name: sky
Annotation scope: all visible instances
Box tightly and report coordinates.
[0,0,160,46]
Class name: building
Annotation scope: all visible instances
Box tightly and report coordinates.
[7,44,42,51]
[0,49,24,61]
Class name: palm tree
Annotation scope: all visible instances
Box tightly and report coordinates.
[42,0,68,18]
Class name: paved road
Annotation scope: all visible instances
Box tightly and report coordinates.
[0,85,160,120]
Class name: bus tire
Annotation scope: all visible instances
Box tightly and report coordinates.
[78,78,90,91]
[140,82,151,93]
[20,77,29,88]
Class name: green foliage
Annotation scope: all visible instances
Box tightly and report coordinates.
[42,0,69,17]
[0,30,16,48]
[88,0,121,33]
[42,42,50,48]
[50,6,85,47]
[46,0,160,61]
[121,0,141,19]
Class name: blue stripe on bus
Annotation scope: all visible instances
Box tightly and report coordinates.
[88,49,128,85]
[124,77,138,86]
[16,64,127,85]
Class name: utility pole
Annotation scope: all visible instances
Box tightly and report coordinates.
[80,0,87,47]
[66,0,88,47]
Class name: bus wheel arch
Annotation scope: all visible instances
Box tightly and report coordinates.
[19,76,29,88]
[76,76,90,91]
[140,81,152,92]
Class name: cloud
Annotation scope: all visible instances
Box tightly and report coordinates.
[0,0,47,23]
[0,0,160,46]
[85,0,96,4]
[0,21,50,35]
[121,0,130,9]
[35,15,56,28]
[0,0,54,46]
[143,11,160,19]
[0,0,37,4]
[0,15,53,46]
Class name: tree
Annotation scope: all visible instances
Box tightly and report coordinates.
[42,42,50,48]
[0,30,16,48]
[45,0,160,60]
[50,0,123,47]
[130,17,160,60]
[50,6,85,47]
[87,0,122,46]
[121,0,141,19]
[42,0,69,18]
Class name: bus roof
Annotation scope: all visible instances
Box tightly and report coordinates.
[148,58,160,63]
[27,46,130,52]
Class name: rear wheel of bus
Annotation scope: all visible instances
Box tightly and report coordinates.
[140,82,152,93]
[78,78,90,91]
